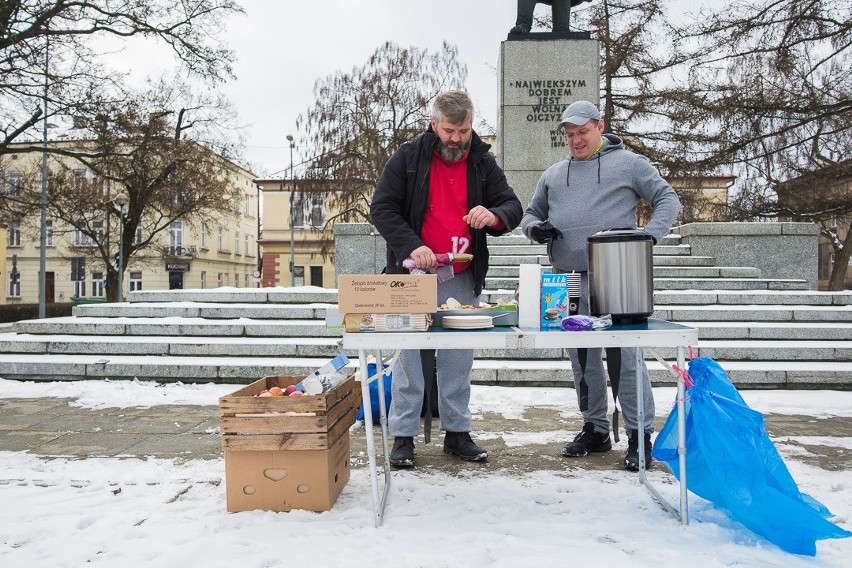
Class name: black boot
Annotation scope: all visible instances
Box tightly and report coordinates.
[390,436,415,468]
[443,432,488,461]
[561,422,612,457]
[624,429,653,472]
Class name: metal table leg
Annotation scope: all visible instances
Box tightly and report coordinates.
[637,347,686,523]
[359,348,392,527]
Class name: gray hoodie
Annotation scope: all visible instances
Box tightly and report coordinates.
[521,133,680,272]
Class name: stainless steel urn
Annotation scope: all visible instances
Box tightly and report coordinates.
[587,228,654,323]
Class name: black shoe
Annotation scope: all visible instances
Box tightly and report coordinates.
[443,431,488,462]
[561,422,613,457]
[390,437,415,468]
[624,429,653,472]
[509,24,530,35]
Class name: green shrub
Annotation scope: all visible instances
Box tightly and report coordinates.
[0,303,74,323]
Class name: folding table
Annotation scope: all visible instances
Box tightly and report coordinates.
[342,319,698,528]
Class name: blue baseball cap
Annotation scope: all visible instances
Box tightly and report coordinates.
[559,100,602,126]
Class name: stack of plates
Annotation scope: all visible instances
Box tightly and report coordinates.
[442,315,493,330]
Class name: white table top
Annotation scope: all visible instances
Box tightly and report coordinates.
[342,319,698,351]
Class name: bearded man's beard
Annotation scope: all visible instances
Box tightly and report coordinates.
[438,138,471,163]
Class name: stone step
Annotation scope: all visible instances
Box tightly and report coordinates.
[0,352,848,388]
[653,278,810,291]
[651,244,692,256]
[693,340,852,361]
[654,290,852,306]
[488,255,552,266]
[654,304,852,322]
[485,269,770,291]
[653,266,762,278]
[13,317,340,337]
[125,287,338,305]
[486,256,718,276]
[1,331,845,364]
[73,302,336,320]
[691,321,852,340]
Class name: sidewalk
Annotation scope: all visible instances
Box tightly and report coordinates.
[1,395,850,475]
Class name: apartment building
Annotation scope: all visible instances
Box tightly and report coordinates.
[1,140,260,304]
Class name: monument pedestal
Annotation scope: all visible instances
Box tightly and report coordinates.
[497,36,600,207]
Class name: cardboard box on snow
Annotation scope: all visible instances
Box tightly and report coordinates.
[218,374,358,512]
[224,433,350,513]
[337,274,437,314]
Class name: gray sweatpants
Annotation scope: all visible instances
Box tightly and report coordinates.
[566,271,655,434]
[389,269,477,437]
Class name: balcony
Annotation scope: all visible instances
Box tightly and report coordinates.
[162,245,197,259]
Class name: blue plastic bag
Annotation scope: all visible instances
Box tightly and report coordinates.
[356,361,392,423]
[652,356,851,555]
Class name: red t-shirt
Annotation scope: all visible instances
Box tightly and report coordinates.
[421,149,472,273]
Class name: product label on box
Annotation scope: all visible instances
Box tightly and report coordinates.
[541,272,567,331]
[337,275,437,314]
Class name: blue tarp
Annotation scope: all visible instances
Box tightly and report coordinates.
[652,356,851,555]
[356,361,391,423]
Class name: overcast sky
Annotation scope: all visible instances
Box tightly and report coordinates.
[220,1,518,176]
[113,1,703,177]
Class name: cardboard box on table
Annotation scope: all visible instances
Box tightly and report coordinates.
[218,375,358,513]
[337,274,437,314]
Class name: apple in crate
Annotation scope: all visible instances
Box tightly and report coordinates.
[284,384,297,396]
[268,386,284,396]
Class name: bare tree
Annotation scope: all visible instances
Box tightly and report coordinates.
[10,79,244,301]
[296,41,468,229]
[0,0,242,153]
[666,0,852,288]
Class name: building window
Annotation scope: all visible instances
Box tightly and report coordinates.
[71,257,86,297]
[234,231,240,255]
[7,222,21,247]
[292,193,325,228]
[217,227,225,251]
[200,224,208,249]
[200,271,206,289]
[310,266,324,288]
[92,272,105,297]
[73,226,90,246]
[293,265,305,286]
[234,273,240,288]
[129,271,143,292]
[1,170,22,196]
[245,195,252,216]
[292,193,304,227]
[8,271,20,297]
[169,221,184,255]
[92,220,105,245]
[245,233,251,257]
[134,226,143,245]
[45,219,54,246]
[217,273,223,287]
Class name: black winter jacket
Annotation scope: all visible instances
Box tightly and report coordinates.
[370,127,522,296]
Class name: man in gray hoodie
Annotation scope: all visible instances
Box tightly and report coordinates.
[520,100,681,471]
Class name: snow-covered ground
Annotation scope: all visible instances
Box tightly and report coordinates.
[1,378,850,567]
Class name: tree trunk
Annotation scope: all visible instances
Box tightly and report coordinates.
[827,220,852,291]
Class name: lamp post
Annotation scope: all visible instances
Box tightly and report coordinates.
[38,37,49,319]
[113,193,128,303]
[287,134,295,287]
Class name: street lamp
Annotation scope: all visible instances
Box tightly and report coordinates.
[112,192,128,303]
[38,37,49,319]
[287,134,295,287]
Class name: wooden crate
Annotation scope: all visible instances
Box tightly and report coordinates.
[218,375,358,451]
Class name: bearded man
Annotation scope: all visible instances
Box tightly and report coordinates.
[370,90,522,468]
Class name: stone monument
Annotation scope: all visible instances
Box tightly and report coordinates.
[497,2,599,207]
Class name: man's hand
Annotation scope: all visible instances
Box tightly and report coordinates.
[409,245,437,269]
[463,205,498,230]
[529,221,564,244]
